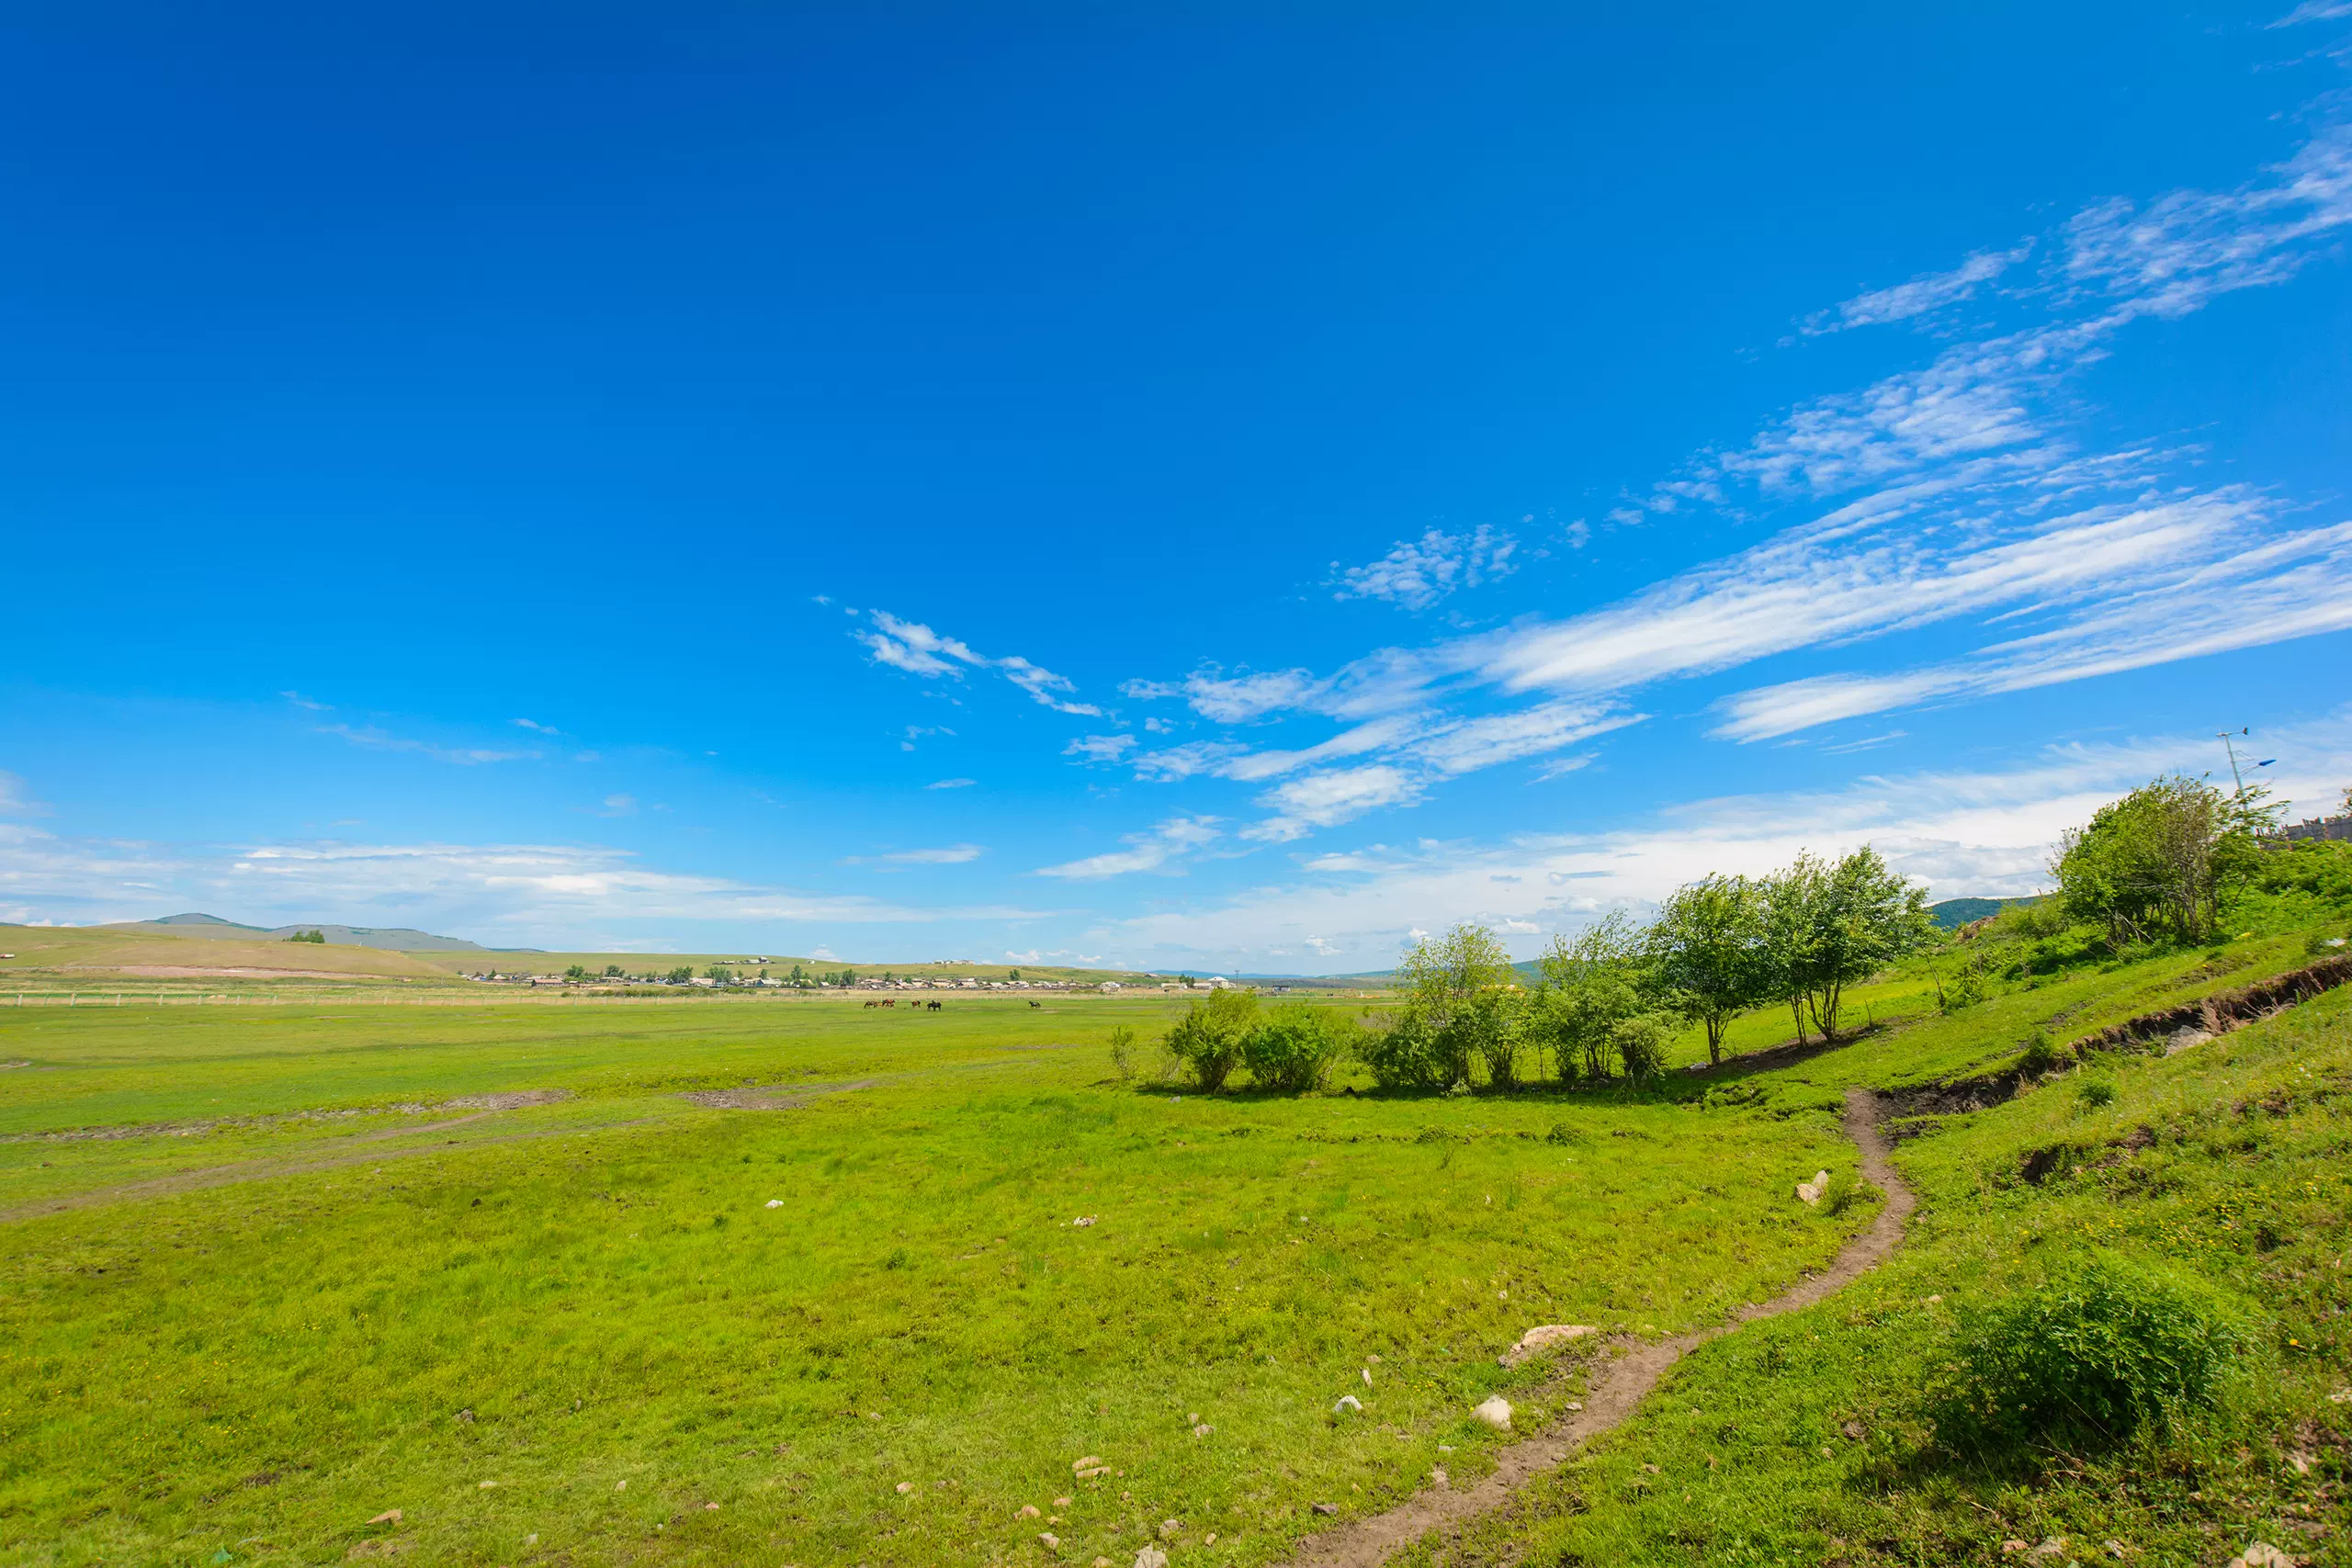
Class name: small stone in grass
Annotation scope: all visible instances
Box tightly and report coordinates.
[614,1480,627,1492]
[1472,1396,1512,1431]
[1312,1502,1339,1516]
[2227,1545,2297,1568]
[1021,1504,1042,1518]
[704,1502,719,1511]
[1841,1420,1864,1440]
[479,1480,496,1490]
[1072,1455,1104,1473]
[1641,1463,1659,1474]
[895,1482,913,1495]
[368,1510,401,1525]
[1205,1534,1216,1546]
[1193,1424,1213,1437]
[1564,1401,1583,1412]
[1333,1394,1363,1414]
[1159,1519,1181,1538]
[1054,1495,1072,1507]
[1040,1533,1059,1550]
[1132,1550,1168,1568]
[765,1199,784,1209]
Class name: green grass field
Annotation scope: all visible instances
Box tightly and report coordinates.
[3,889,2348,1567]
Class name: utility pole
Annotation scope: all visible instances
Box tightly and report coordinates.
[2218,728,2248,795]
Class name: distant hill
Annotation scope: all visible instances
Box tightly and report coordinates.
[1927,895,2045,931]
[126,914,498,952]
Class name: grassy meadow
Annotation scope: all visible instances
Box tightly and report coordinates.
[1,995,1867,1567]
[3,874,2347,1568]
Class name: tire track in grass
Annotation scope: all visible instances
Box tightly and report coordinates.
[1283,1087,1916,1568]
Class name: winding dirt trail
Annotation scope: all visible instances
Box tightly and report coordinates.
[1283,1087,1916,1568]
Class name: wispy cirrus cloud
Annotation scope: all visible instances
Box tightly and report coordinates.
[1329,524,1520,609]
[859,610,1102,716]
[1034,816,1221,879]
[1798,240,2034,335]
[319,724,537,765]
[1115,118,2352,775]
[0,772,48,816]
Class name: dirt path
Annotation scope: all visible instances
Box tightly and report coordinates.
[1283,1087,1915,1568]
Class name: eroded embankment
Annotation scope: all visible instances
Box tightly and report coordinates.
[1282,1087,1913,1568]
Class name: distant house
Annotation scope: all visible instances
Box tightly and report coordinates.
[2283,814,2352,843]
[1205,976,1231,990]
[1099,981,1121,994]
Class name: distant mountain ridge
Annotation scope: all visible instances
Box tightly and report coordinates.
[129,913,517,953]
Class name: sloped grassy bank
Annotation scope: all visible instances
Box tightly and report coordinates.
[1394,923,2352,1566]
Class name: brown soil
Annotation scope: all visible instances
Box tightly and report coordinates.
[2064,952,2352,1055]
[677,1078,876,1110]
[1281,1087,1915,1568]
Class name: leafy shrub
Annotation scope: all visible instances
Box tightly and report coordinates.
[1611,1011,1673,1081]
[1949,1254,2247,1445]
[1817,1168,1861,1215]
[1242,1002,1356,1092]
[1162,988,1260,1091]
[1355,1010,1453,1091]
[1107,1026,1136,1082]
[1938,958,1987,1013]
[2077,1077,2118,1109]
[2018,1030,2064,1076]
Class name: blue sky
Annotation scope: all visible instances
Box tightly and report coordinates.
[5,2,2351,971]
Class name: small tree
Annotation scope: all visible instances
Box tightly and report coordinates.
[1389,923,1517,1089]
[1164,987,1258,1090]
[665,965,694,985]
[2054,775,2278,945]
[604,964,622,978]
[707,965,734,985]
[1645,874,1764,1067]
[1757,847,1935,1042]
[564,964,589,981]
[1534,911,1648,1079]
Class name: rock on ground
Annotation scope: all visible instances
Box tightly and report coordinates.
[1473,1395,1512,1430]
[1498,1324,1600,1368]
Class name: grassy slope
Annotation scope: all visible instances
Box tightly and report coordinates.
[0,999,1869,1568]
[0,926,452,983]
[1398,930,2352,1564]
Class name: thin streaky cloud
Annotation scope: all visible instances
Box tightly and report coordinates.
[318,724,537,766]
[858,610,1102,716]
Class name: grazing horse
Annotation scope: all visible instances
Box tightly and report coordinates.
[861,998,879,1009]
[879,998,896,1008]
[927,999,943,1011]
[1028,1000,1042,1009]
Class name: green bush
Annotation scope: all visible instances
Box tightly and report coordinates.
[1162,988,1259,1091]
[2018,1029,2064,1076]
[1242,1002,1355,1092]
[1611,1011,1672,1081]
[1355,1010,1453,1091]
[2077,1077,2118,1109]
[1107,1026,1136,1082]
[1950,1254,2247,1445]
[1817,1168,1862,1215]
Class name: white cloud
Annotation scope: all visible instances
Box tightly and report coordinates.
[1329,525,1519,609]
[319,725,537,766]
[1064,734,1137,764]
[594,794,639,818]
[878,844,984,864]
[925,777,977,790]
[1405,702,1641,776]
[857,611,1102,716]
[0,772,46,816]
[1242,765,1423,842]
[1801,242,2033,335]
[2274,0,2352,20]
[513,717,561,734]
[1034,816,1222,880]
[280,691,331,712]
[0,831,1060,936]
[1104,707,2352,965]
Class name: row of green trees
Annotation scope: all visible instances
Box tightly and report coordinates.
[1159,844,1936,1094]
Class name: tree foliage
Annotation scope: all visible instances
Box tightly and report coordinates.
[2052,774,2278,945]
[1644,874,1765,1066]
[1162,987,1259,1091]
[1756,847,1936,1043]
